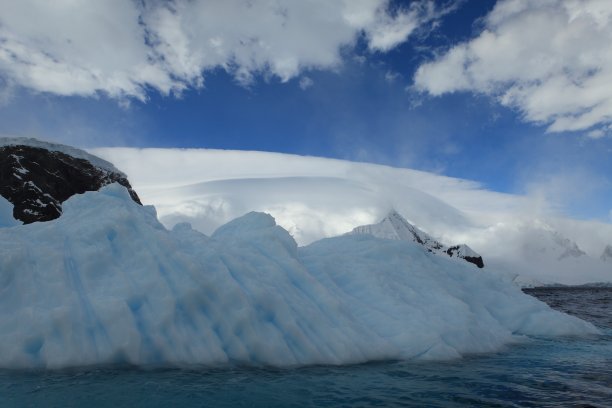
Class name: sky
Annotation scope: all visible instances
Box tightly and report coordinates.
[0,0,611,223]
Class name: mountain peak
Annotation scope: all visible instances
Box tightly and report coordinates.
[349,210,484,268]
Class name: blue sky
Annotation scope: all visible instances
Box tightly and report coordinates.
[0,0,611,221]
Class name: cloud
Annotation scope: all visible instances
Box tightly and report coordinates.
[91,147,612,285]
[414,0,612,135]
[384,71,400,83]
[522,167,611,216]
[367,0,462,52]
[91,147,540,245]
[0,0,442,101]
[298,76,314,90]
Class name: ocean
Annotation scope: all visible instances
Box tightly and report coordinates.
[1,287,610,407]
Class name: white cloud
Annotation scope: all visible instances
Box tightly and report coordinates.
[90,147,517,242]
[0,0,441,100]
[414,0,612,134]
[522,167,611,216]
[384,71,400,83]
[298,76,314,90]
[91,147,612,285]
[367,0,460,52]
[587,129,606,139]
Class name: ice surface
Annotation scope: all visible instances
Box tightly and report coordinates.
[0,196,20,227]
[0,184,599,369]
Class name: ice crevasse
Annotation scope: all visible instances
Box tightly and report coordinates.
[0,184,599,368]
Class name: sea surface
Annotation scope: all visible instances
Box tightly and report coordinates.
[1,288,610,407]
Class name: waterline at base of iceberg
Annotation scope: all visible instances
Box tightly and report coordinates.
[1,288,610,407]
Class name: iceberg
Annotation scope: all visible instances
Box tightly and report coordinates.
[0,184,599,369]
[0,196,19,228]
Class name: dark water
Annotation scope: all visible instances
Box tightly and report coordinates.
[1,288,611,408]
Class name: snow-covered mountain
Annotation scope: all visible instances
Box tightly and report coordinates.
[0,137,140,223]
[348,210,484,268]
[519,223,586,261]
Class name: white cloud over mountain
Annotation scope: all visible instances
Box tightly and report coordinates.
[0,0,441,100]
[92,147,612,286]
[414,0,612,136]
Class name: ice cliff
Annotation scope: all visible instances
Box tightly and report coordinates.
[0,184,598,369]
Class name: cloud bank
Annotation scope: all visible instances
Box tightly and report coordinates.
[92,147,612,285]
[414,0,612,136]
[0,0,444,100]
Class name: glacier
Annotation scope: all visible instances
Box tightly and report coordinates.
[0,184,599,369]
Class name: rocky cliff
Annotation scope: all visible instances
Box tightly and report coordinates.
[0,137,140,224]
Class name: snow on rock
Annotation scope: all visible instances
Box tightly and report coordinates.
[0,137,124,175]
[0,184,598,369]
[0,137,140,223]
[349,210,485,268]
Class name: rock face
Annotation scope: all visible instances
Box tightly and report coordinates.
[0,138,141,224]
[349,210,485,268]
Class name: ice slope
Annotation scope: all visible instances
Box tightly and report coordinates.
[0,196,19,227]
[0,184,598,369]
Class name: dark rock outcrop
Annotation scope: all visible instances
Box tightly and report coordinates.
[0,140,140,224]
[445,245,485,268]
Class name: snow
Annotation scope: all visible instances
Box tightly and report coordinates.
[349,209,434,242]
[348,210,482,267]
[0,184,598,369]
[0,136,125,176]
[0,196,19,227]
